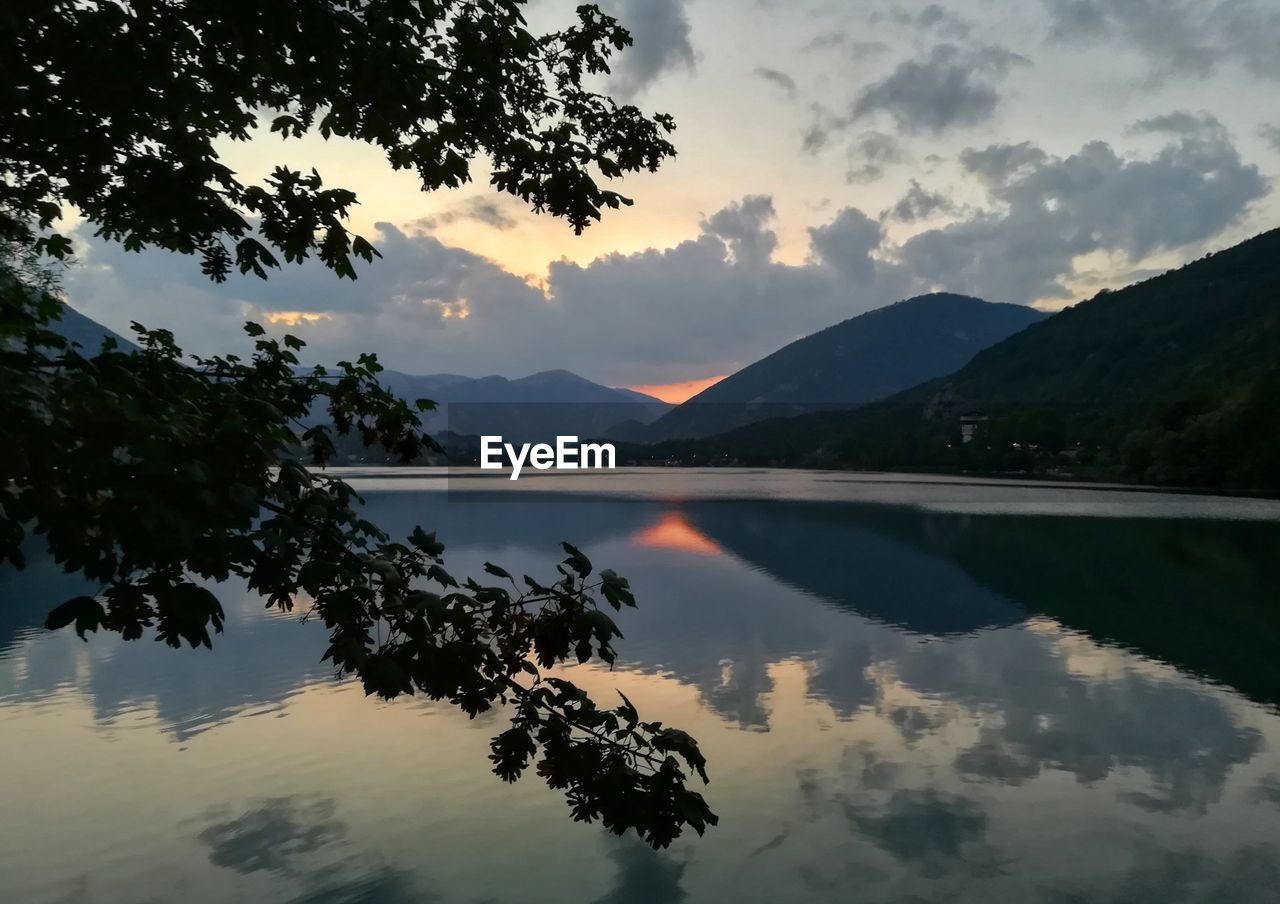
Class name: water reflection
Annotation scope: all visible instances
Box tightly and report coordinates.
[846,788,997,880]
[591,841,689,904]
[3,473,1280,903]
[199,797,347,876]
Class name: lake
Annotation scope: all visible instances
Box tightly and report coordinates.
[3,468,1280,903]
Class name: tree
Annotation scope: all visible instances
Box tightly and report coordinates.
[0,1,716,849]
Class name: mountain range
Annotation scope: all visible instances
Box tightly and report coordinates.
[52,223,1279,493]
[375,368,671,443]
[49,304,137,353]
[53,293,1043,449]
[648,228,1280,493]
[43,308,672,445]
[634,293,1045,441]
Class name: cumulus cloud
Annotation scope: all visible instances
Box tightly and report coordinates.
[60,119,1267,385]
[1129,109,1228,139]
[409,196,518,231]
[808,208,885,283]
[64,197,912,387]
[605,0,695,99]
[1043,0,1280,83]
[1258,123,1280,152]
[959,142,1050,185]
[900,114,1268,302]
[699,195,779,265]
[884,179,960,222]
[852,43,1029,134]
[751,66,797,97]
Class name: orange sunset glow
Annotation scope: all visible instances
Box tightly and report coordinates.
[631,511,724,557]
[628,374,727,405]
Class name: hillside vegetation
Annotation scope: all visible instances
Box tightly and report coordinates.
[649,228,1280,493]
[640,293,1044,440]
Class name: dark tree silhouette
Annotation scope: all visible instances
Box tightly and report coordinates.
[0,1,715,848]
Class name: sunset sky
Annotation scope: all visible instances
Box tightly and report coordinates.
[65,0,1280,400]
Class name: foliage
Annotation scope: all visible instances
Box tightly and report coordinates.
[1,0,675,278]
[643,293,1043,442]
[1,0,715,847]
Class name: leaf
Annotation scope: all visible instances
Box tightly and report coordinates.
[44,596,96,632]
[561,541,592,577]
[427,563,458,588]
[584,609,622,641]
[228,483,258,510]
[367,558,403,588]
[483,562,512,581]
[616,690,639,728]
[351,234,381,262]
[409,527,445,557]
[600,569,635,609]
[656,728,710,784]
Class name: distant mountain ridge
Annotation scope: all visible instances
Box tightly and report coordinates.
[49,305,138,353]
[654,228,1280,492]
[639,293,1045,441]
[44,305,672,446]
[377,368,672,442]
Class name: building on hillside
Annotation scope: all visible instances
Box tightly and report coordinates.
[959,412,989,444]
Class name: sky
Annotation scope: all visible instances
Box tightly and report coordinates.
[63,0,1280,400]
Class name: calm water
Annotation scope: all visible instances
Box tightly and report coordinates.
[3,469,1280,903]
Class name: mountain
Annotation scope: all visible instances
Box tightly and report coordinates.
[611,386,677,418]
[46,306,670,448]
[48,304,138,352]
[376,368,671,443]
[638,293,1045,441]
[655,228,1280,492]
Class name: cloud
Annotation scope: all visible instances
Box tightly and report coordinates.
[801,32,889,58]
[751,66,797,97]
[65,197,912,386]
[914,3,973,38]
[1258,123,1280,152]
[699,195,779,265]
[410,197,518,231]
[900,115,1268,302]
[884,179,960,222]
[872,3,974,39]
[1043,0,1280,83]
[800,103,844,155]
[845,131,908,183]
[799,29,1011,157]
[59,121,1268,384]
[605,0,695,99]
[807,207,885,283]
[959,141,1050,185]
[852,43,1029,134]
[1129,109,1228,139]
